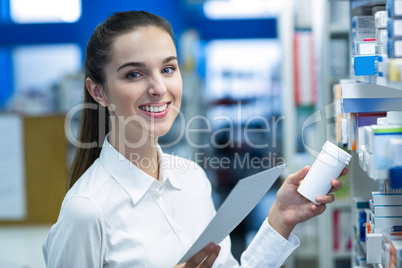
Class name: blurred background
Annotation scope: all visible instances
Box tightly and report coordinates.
[0,0,352,267]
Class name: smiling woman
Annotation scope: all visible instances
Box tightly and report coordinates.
[42,10,346,268]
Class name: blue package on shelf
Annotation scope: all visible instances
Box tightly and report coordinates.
[388,0,402,18]
[359,210,367,242]
[354,55,376,76]
[390,167,402,188]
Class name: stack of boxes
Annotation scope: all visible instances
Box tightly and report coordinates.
[387,0,402,58]
[355,193,402,266]
[352,15,377,78]
[351,0,402,85]
[376,10,389,85]
[370,192,402,232]
[387,0,402,83]
[386,0,402,85]
[358,113,402,181]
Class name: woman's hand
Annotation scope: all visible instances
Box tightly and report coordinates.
[175,243,221,268]
[268,166,347,239]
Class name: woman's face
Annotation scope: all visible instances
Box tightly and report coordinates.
[103,26,182,140]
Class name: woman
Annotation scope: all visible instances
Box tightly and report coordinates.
[43,11,346,267]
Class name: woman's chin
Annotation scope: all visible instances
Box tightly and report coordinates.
[146,127,171,139]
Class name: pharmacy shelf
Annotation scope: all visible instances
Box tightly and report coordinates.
[375,80,402,90]
[341,83,402,113]
[327,0,386,10]
[350,0,386,10]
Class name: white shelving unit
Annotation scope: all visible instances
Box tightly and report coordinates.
[342,84,402,267]
[284,0,402,267]
[335,0,402,267]
[342,83,402,113]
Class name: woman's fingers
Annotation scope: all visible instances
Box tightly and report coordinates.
[316,193,335,204]
[199,245,221,268]
[339,167,348,177]
[311,203,327,215]
[287,166,310,185]
[328,179,342,193]
[184,243,219,267]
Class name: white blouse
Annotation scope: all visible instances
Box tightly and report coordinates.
[43,137,299,267]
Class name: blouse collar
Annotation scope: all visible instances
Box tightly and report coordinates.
[99,134,182,205]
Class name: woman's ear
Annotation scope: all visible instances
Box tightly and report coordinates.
[86,77,109,107]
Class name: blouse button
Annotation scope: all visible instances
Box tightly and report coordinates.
[174,228,181,235]
[155,195,163,203]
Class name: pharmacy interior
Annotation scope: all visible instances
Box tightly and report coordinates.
[0,0,402,267]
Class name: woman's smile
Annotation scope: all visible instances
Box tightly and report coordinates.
[138,101,171,118]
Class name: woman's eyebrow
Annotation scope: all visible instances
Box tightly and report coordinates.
[117,61,145,72]
[117,56,178,72]
[163,56,178,64]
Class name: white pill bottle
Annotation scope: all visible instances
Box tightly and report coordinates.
[297,141,351,204]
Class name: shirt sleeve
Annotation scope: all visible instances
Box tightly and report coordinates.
[240,218,299,268]
[43,196,104,267]
[215,218,300,268]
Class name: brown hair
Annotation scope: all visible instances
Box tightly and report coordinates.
[67,11,174,190]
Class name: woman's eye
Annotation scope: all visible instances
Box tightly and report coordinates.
[162,67,175,74]
[126,72,142,79]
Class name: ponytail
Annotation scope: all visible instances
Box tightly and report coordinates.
[67,88,109,190]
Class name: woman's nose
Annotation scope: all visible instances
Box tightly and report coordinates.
[148,74,167,97]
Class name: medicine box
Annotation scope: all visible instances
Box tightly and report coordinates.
[376,28,388,44]
[352,16,376,42]
[389,19,402,38]
[364,126,373,153]
[376,11,388,28]
[359,144,366,171]
[388,138,402,166]
[357,42,376,55]
[372,192,402,206]
[383,232,402,267]
[353,198,370,239]
[389,39,402,58]
[364,150,374,177]
[390,240,402,267]
[372,126,402,179]
[370,199,402,217]
[388,0,402,18]
[363,125,402,179]
[383,242,390,267]
[370,210,402,228]
[353,55,376,76]
[366,232,383,263]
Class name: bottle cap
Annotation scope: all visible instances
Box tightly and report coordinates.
[322,141,352,165]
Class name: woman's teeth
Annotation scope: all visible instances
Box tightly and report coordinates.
[140,104,168,113]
